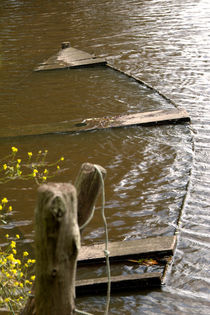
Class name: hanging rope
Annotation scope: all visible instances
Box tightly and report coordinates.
[94,164,111,315]
[76,164,111,315]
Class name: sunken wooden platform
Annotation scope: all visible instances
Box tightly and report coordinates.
[0,109,190,139]
[34,42,106,71]
[75,236,176,295]
[78,235,176,265]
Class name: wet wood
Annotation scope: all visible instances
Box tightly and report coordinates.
[0,109,190,139]
[78,236,176,265]
[76,272,161,296]
[34,183,80,315]
[34,44,106,71]
[75,163,106,230]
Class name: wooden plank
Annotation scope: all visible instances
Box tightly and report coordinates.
[78,236,177,265]
[0,109,190,139]
[34,45,106,71]
[76,272,161,296]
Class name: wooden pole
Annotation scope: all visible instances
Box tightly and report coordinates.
[35,183,80,315]
[74,163,106,230]
[21,163,106,315]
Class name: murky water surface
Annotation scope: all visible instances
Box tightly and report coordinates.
[1,0,210,314]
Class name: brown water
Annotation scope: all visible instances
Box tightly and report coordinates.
[0,0,210,314]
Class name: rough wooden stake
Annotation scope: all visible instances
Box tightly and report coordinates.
[35,183,80,315]
[74,163,106,230]
[21,163,106,315]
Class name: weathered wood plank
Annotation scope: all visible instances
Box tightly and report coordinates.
[34,44,106,71]
[78,235,176,265]
[0,109,190,139]
[76,272,162,296]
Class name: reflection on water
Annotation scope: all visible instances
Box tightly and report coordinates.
[1,0,210,314]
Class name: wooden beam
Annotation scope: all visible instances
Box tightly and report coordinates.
[78,236,177,265]
[76,272,162,296]
[34,44,106,71]
[0,109,190,139]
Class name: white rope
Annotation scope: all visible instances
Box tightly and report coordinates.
[76,164,111,315]
[94,164,111,315]
[75,309,93,315]
[79,206,95,230]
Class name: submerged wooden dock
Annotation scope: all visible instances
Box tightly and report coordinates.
[76,235,176,295]
[1,109,190,138]
[78,235,176,265]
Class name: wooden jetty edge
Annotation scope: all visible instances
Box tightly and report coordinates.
[78,235,177,264]
[34,42,106,71]
[1,109,190,139]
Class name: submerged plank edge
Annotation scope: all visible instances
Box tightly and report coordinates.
[76,272,161,296]
[0,110,190,139]
[78,236,177,264]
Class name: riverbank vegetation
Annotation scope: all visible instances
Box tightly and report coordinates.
[0,147,65,313]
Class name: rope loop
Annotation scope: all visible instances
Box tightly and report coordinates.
[76,164,111,315]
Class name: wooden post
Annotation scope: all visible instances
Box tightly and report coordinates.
[21,163,106,315]
[35,183,80,315]
[74,163,106,230]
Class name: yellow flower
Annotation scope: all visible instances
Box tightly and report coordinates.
[19,282,23,288]
[25,280,30,284]
[60,157,64,161]
[32,169,38,177]
[8,206,12,211]
[38,150,42,154]
[11,269,17,275]
[30,275,35,281]
[0,205,2,211]
[2,197,8,204]
[12,249,17,255]
[11,146,18,153]
[10,241,16,249]
[16,234,20,239]
[17,159,21,163]
[23,251,29,257]
[4,297,10,302]
[44,169,48,174]
[16,259,21,265]
[31,259,36,264]
[3,164,7,170]
[28,152,33,158]
[5,234,9,238]
[45,149,48,153]
[42,176,47,181]
[7,253,15,262]
[57,165,60,170]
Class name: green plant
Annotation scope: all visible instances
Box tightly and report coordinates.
[0,234,35,313]
[0,146,65,313]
